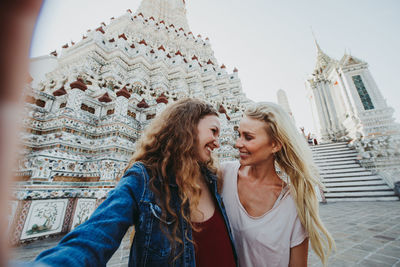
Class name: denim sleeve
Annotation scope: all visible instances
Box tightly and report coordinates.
[33,164,145,267]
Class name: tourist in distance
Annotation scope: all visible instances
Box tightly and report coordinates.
[23,98,237,267]
[220,102,335,267]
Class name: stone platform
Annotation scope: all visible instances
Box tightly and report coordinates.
[10,202,400,267]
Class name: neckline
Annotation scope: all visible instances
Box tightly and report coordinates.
[234,161,289,220]
[192,208,216,226]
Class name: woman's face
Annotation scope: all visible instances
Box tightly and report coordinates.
[235,116,280,166]
[196,115,220,163]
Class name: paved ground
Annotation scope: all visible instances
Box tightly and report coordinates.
[10,201,400,267]
[309,201,400,267]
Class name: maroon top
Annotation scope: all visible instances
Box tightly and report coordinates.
[192,208,236,267]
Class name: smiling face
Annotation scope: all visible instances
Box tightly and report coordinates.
[235,116,281,166]
[196,115,220,163]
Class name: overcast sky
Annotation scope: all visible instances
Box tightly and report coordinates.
[30,0,400,134]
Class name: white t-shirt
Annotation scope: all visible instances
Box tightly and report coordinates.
[221,161,307,267]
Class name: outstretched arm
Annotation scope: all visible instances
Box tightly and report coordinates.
[33,164,145,267]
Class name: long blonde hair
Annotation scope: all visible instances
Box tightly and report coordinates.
[123,98,219,254]
[245,102,335,266]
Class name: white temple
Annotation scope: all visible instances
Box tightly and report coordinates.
[306,40,400,141]
[10,0,251,245]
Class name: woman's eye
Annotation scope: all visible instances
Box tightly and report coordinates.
[245,135,252,141]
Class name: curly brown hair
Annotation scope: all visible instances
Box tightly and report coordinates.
[123,98,219,258]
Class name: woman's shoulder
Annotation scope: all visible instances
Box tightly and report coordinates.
[117,162,151,196]
[125,161,148,174]
[219,161,240,188]
[120,162,148,180]
[220,160,240,173]
[279,188,300,216]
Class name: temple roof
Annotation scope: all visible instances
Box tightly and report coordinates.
[53,86,67,96]
[156,93,168,104]
[70,79,87,91]
[218,104,230,120]
[139,39,147,46]
[98,92,112,103]
[137,99,149,108]
[339,54,365,67]
[116,86,131,99]
[96,27,105,34]
[118,33,127,40]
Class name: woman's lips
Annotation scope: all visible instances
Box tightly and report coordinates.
[239,152,249,158]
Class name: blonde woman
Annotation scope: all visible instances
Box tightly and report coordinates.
[221,102,334,267]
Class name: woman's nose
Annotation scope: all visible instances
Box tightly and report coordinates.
[213,137,220,148]
[235,138,242,149]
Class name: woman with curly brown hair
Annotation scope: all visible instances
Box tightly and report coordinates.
[29,98,237,267]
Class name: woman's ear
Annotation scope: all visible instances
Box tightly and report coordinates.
[272,141,282,153]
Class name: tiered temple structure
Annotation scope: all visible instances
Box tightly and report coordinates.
[306,41,399,141]
[10,0,251,245]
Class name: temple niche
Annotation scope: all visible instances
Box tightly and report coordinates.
[10,0,251,245]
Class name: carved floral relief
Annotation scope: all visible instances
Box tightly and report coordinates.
[71,199,96,230]
[21,199,68,239]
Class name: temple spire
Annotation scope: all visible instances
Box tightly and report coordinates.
[312,31,333,72]
[136,0,190,32]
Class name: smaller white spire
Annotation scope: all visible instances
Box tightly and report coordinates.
[277,89,295,123]
[311,31,333,73]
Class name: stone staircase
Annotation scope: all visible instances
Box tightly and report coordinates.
[310,142,399,202]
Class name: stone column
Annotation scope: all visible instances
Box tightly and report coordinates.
[336,70,356,119]
[313,84,330,139]
[320,81,343,138]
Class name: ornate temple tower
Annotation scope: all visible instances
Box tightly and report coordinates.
[306,41,346,141]
[10,0,250,245]
[306,41,399,141]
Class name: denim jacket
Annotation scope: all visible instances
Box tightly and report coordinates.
[33,162,237,267]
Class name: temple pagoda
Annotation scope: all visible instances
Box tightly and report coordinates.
[10,0,250,245]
